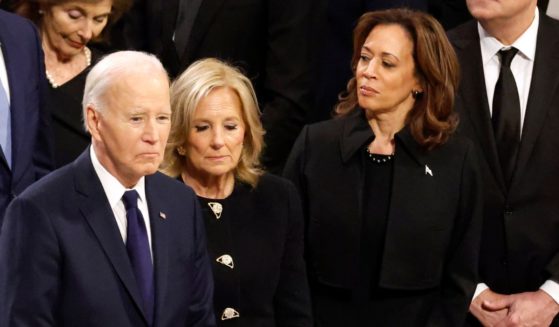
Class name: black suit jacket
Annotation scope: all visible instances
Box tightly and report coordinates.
[0,9,53,220]
[0,150,215,326]
[284,110,483,325]
[448,13,559,297]
[111,0,313,173]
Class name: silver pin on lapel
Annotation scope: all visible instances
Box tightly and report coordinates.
[159,212,167,219]
[425,165,433,177]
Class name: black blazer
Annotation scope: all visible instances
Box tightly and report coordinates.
[111,0,313,173]
[0,9,53,219]
[448,13,559,296]
[199,174,312,326]
[0,150,215,326]
[284,110,483,325]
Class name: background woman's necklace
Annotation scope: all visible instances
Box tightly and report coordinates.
[45,47,91,88]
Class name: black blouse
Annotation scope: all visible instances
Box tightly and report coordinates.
[48,48,102,168]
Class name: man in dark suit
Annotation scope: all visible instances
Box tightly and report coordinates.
[0,51,215,326]
[0,9,53,220]
[108,0,313,174]
[448,0,559,325]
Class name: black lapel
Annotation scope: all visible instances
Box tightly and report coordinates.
[144,173,169,326]
[339,109,374,163]
[511,13,559,190]
[73,150,148,324]
[452,21,507,193]
[181,0,227,66]
[173,0,204,59]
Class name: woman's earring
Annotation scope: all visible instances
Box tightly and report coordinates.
[177,146,186,156]
[38,9,44,15]
[412,90,423,99]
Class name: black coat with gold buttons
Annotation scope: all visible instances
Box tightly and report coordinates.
[197,173,312,326]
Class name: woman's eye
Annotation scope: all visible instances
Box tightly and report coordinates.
[382,61,395,68]
[359,55,370,62]
[225,124,238,131]
[94,15,108,23]
[194,125,209,132]
[68,10,82,19]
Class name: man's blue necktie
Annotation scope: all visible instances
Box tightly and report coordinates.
[0,82,11,168]
[122,190,154,325]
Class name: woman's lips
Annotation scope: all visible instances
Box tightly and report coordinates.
[67,39,85,49]
[359,85,379,96]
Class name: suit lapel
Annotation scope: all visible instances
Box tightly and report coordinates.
[453,22,507,194]
[144,174,169,326]
[511,14,559,191]
[173,0,204,59]
[73,151,148,324]
[180,0,227,65]
[0,18,28,178]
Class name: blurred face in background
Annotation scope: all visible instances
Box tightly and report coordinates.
[466,0,536,23]
[40,0,112,59]
[355,23,421,117]
[185,87,246,181]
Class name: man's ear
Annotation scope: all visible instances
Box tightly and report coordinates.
[86,106,102,141]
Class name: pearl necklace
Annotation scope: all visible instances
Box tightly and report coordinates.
[45,47,91,89]
[365,147,394,164]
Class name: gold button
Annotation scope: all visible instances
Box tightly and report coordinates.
[221,307,239,320]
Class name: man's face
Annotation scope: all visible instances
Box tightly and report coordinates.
[88,70,171,187]
[466,0,535,23]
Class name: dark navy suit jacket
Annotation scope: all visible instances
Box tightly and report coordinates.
[0,9,53,220]
[0,150,215,326]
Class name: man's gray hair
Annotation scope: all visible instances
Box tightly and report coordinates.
[82,51,169,131]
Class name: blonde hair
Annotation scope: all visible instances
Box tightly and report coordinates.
[162,58,264,187]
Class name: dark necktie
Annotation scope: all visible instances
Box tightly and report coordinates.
[122,190,154,325]
[492,47,520,187]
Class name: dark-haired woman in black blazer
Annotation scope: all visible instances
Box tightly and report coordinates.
[285,8,483,327]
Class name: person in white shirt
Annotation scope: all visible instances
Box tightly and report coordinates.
[0,51,215,327]
[448,0,559,325]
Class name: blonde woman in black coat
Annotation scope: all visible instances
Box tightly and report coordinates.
[162,58,312,326]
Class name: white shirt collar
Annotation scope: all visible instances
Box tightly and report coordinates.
[90,146,146,207]
[478,8,539,65]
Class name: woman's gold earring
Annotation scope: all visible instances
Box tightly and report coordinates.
[177,146,186,156]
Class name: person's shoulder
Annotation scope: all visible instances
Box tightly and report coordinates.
[256,173,295,192]
[15,164,74,204]
[540,12,559,31]
[0,9,34,32]
[308,115,346,132]
[433,132,477,163]
[148,171,196,197]
[300,114,353,144]
[447,19,478,44]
